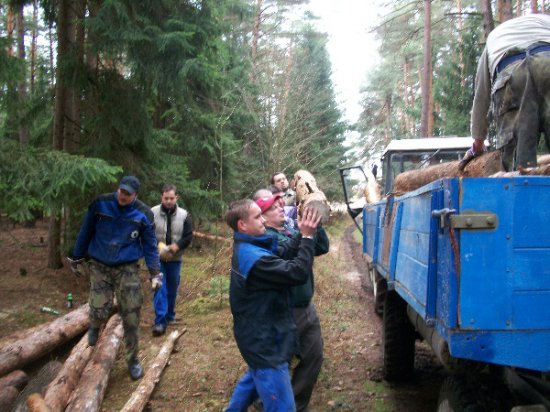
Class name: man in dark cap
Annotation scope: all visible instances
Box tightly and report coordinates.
[70,175,161,380]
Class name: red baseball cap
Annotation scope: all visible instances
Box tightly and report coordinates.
[255,194,283,213]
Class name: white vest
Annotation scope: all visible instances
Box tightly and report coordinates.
[151,205,188,261]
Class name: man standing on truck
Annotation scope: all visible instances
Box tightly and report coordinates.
[255,192,329,412]
[224,199,320,411]
[462,14,550,171]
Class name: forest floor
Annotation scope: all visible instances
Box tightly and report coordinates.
[0,214,445,411]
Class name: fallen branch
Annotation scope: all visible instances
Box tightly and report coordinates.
[120,329,186,412]
[193,231,229,242]
[0,304,89,377]
[43,333,94,412]
[65,315,123,412]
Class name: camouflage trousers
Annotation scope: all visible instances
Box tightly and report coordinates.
[491,48,550,170]
[87,259,143,364]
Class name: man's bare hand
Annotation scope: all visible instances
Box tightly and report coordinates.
[459,140,487,171]
[298,208,321,238]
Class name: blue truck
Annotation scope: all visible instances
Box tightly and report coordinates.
[340,137,550,411]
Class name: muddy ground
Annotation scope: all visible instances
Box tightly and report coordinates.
[0,216,445,411]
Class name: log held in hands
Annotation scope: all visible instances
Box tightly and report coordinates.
[293,170,330,223]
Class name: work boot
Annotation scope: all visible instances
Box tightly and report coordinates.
[88,327,99,346]
[128,358,143,380]
[152,324,166,336]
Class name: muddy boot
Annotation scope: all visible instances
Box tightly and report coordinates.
[88,327,99,346]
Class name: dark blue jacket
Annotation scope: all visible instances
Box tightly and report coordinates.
[229,231,315,369]
[72,193,160,276]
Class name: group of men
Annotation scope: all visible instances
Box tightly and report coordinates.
[69,170,326,411]
[70,177,193,380]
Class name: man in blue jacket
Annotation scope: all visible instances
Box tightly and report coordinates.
[71,176,161,380]
[225,198,320,412]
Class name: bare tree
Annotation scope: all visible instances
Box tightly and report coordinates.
[480,0,494,41]
[15,2,29,145]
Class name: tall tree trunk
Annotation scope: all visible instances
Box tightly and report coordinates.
[516,0,522,16]
[480,0,494,41]
[7,5,14,57]
[498,0,513,22]
[420,0,432,137]
[16,3,29,145]
[456,0,465,89]
[31,0,38,93]
[250,0,263,83]
[532,0,539,12]
[49,0,70,269]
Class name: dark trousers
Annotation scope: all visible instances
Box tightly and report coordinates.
[492,51,550,170]
[292,302,323,412]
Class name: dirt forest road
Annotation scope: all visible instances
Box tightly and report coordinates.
[0,219,445,411]
[335,224,444,411]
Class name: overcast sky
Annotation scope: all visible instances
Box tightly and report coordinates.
[303,0,382,124]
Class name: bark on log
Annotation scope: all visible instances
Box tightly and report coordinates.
[0,370,28,390]
[0,304,89,377]
[292,170,330,223]
[43,333,94,412]
[491,163,550,177]
[12,360,62,412]
[120,329,186,412]
[65,315,123,412]
[394,151,550,194]
[0,385,19,411]
[27,393,51,412]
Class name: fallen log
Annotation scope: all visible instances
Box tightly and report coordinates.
[491,163,550,177]
[0,370,28,390]
[192,231,229,242]
[27,393,51,412]
[292,170,330,223]
[43,333,94,412]
[120,328,187,412]
[65,315,123,412]
[0,385,19,411]
[0,304,89,377]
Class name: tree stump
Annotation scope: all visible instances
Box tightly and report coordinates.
[120,329,186,412]
[64,315,123,412]
[0,304,89,377]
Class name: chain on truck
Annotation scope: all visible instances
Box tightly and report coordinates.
[340,136,550,411]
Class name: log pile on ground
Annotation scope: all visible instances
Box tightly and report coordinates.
[292,170,330,223]
[11,360,62,412]
[64,314,123,412]
[0,304,89,377]
[394,152,550,194]
[43,333,94,412]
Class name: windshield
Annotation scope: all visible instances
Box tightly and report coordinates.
[385,149,464,193]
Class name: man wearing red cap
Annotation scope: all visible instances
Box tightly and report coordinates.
[256,192,329,412]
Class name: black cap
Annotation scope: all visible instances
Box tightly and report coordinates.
[119,176,140,194]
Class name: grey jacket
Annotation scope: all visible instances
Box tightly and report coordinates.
[151,204,193,261]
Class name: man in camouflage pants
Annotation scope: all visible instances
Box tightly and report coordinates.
[71,176,161,380]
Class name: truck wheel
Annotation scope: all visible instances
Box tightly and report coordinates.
[374,277,387,317]
[382,291,415,381]
[437,375,483,412]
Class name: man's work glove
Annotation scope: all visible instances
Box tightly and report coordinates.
[459,140,487,171]
[151,273,163,291]
[66,257,85,277]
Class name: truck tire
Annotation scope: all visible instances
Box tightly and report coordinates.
[382,291,415,381]
[437,375,483,412]
[374,277,387,317]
